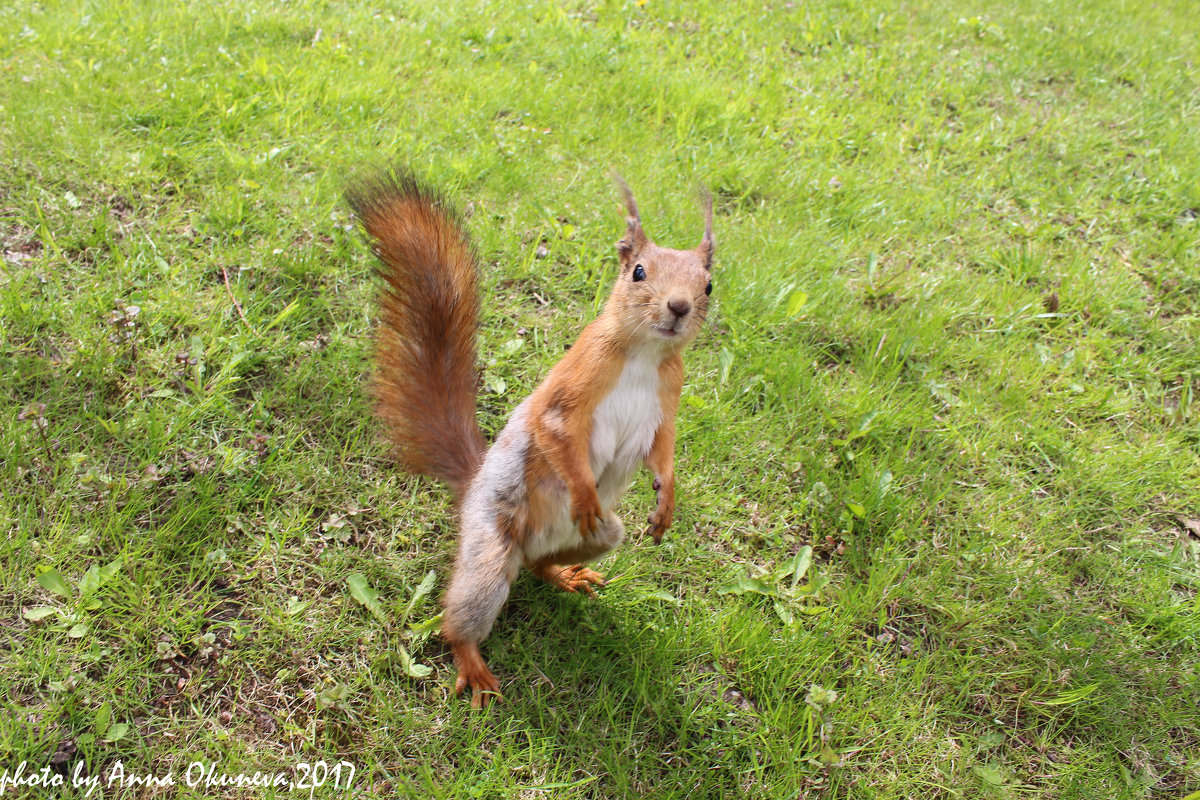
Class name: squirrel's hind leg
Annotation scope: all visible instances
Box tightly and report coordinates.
[443,515,522,708]
[530,511,624,596]
[530,562,607,596]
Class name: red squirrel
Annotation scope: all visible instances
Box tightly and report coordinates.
[346,169,713,707]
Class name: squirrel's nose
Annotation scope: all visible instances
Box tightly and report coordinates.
[667,298,692,318]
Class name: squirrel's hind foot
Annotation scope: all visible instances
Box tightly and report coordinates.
[533,563,606,597]
[451,641,502,709]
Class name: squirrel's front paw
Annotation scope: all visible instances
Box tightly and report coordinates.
[571,489,603,537]
[645,502,674,543]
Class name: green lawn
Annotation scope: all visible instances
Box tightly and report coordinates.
[2,0,1198,797]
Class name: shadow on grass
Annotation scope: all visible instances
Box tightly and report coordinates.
[401,573,797,798]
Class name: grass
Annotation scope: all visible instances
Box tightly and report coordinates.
[1,0,1198,797]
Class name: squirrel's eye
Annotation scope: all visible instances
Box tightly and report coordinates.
[705,281,713,296]
[632,265,646,282]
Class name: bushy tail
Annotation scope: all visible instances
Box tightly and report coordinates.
[346,168,485,498]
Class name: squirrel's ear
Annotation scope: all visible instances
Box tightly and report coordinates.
[614,173,649,268]
[696,185,714,271]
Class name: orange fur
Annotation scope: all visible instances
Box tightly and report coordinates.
[529,562,606,596]
[645,354,684,542]
[351,168,714,707]
[451,641,501,709]
[346,171,485,497]
[527,321,628,537]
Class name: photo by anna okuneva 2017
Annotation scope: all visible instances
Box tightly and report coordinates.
[1,1,1197,797]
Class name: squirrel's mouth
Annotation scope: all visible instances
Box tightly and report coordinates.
[651,323,681,338]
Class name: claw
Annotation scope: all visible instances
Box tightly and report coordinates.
[575,511,598,537]
[541,563,606,597]
[572,492,603,537]
[645,506,671,543]
[451,642,503,709]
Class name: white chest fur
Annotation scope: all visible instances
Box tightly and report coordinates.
[590,351,663,488]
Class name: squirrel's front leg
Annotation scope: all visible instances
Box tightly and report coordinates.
[532,405,602,537]
[644,417,676,543]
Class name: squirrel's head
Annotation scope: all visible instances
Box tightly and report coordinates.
[607,175,714,350]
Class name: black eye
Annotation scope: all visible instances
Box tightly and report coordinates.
[632,265,646,282]
[705,281,712,296]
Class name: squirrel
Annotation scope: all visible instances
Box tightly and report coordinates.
[346,168,714,708]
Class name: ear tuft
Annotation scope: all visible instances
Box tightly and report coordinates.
[612,171,640,222]
[696,184,714,270]
[613,171,649,267]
